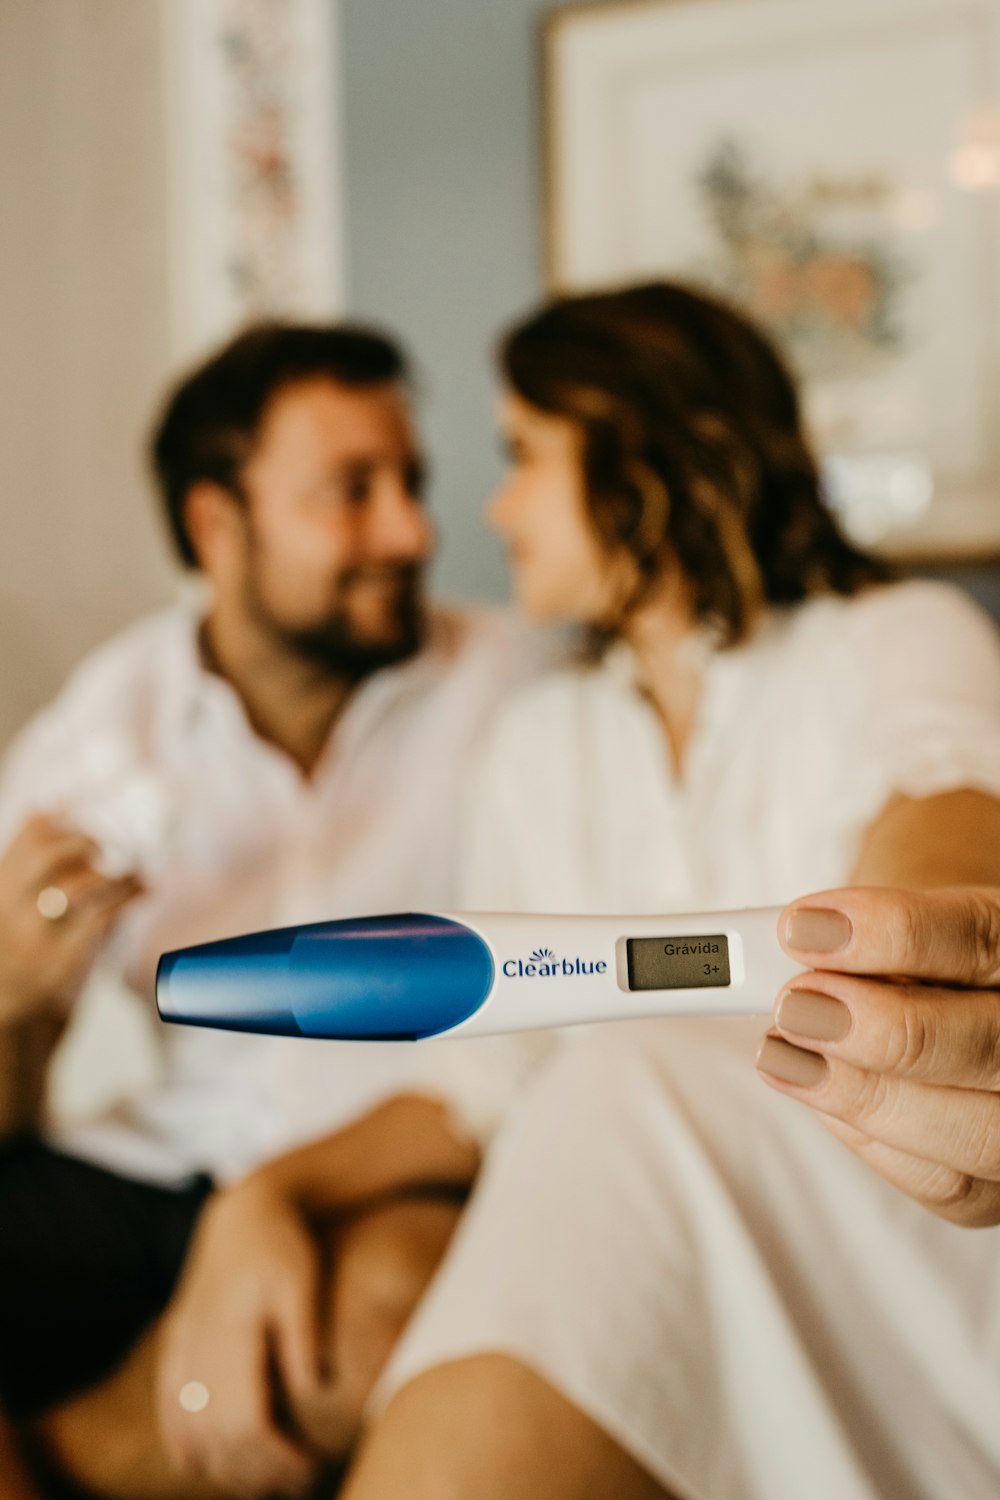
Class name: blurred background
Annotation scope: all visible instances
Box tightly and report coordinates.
[3,0,1000,752]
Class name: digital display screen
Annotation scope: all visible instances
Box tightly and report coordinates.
[626,934,731,991]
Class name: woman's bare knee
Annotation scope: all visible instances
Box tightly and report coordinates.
[341,1354,671,1500]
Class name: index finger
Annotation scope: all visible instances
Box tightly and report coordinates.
[774,973,1000,1090]
[779,886,1000,988]
[6,816,100,886]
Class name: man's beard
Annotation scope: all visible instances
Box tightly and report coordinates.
[248,563,427,679]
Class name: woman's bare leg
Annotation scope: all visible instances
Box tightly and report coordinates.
[341,1355,673,1500]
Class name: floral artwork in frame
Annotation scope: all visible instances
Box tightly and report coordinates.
[543,0,1000,559]
[162,0,344,363]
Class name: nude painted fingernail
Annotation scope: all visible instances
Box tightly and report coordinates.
[775,989,851,1043]
[783,908,852,954]
[755,1036,828,1088]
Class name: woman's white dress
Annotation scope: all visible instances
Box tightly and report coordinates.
[381,581,1000,1500]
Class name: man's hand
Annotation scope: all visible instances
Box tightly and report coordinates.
[0,814,141,1025]
[758,886,1000,1227]
[155,1177,324,1499]
[155,1093,475,1492]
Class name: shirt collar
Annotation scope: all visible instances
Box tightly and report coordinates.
[162,597,455,786]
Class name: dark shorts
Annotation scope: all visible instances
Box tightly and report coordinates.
[0,1136,211,1419]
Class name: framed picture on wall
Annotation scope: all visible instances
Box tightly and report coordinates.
[542,0,1000,561]
[162,0,345,364]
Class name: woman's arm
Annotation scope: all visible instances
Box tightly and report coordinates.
[244,1091,480,1217]
[850,788,1000,888]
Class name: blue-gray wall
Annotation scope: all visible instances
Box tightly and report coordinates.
[341,0,566,602]
[340,0,1000,621]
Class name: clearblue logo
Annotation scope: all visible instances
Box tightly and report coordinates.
[502,948,608,979]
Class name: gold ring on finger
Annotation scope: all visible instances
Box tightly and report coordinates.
[36,885,70,921]
[178,1381,211,1414]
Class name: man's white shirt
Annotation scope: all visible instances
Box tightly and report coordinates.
[0,602,545,1184]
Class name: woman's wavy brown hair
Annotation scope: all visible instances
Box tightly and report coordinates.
[500,281,890,646]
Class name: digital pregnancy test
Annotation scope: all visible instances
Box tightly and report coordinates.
[156,908,802,1041]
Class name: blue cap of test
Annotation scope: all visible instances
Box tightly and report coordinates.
[156,913,495,1040]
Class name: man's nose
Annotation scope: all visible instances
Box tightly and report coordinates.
[367,483,434,561]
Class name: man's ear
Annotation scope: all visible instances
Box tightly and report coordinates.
[183,482,246,576]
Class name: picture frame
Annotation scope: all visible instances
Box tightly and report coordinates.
[161,0,345,365]
[542,0,1000,561]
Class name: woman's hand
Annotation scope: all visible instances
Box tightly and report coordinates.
[155,1176,324,1499]
[757,886,1000,1227]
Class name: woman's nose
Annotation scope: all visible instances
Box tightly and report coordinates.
[484,482,511,533]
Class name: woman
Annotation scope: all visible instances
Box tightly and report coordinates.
[341,283,1000,1500]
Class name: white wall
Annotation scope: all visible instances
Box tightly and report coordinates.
[0,0,178,752]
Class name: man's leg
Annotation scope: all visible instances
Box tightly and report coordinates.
[0,1404,42,1500]
[340,1356,672,1500]
[31,1194,462,1499]
[0,1137,210,1498]
[0,1136,210,1427]
[26,1333,223,1500]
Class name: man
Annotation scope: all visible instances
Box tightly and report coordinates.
[0,321,544,1497]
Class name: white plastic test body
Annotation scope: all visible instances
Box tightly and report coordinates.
[157,907,803,1042]
[433,908,800,1037]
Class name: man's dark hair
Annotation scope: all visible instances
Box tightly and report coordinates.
[151,320,409,567]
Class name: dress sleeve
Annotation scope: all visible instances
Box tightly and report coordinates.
[407,704,563,1149]
[831,582,1000,843]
